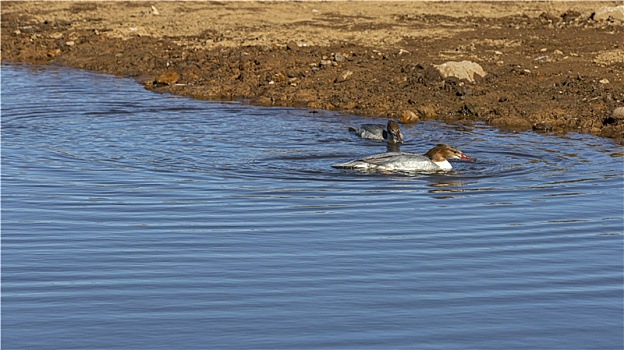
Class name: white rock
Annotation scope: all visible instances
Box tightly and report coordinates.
[433,60,486,83]
[612,107,624,120]
[600,78,610,84]
[593,5,624,21]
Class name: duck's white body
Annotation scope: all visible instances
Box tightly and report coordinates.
[332,144,472,173]
[333,152,450,172]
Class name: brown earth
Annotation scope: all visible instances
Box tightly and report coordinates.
[2,1,623,144]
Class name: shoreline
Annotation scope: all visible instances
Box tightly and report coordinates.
[2,1,623,144]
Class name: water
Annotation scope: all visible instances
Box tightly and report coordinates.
[2,63,623,349]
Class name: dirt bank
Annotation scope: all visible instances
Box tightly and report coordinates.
[2,1,623,144]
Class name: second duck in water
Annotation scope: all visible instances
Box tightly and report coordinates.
[349,120,403,144]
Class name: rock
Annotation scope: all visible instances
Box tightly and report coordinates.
[603,107,624,126]
[416,105,437,119]
[600,78,610,84]
[47,49,61,57]
[432,60,486,83]
[334,70,353,83]
[65,41,75,46]
[593,5,624,22]
[151,5,160,15]
[399,110,419,124]
[154,71,179,86]
[49,32,63,39]
[333,53,345,62]
[286,41,299,51]
[612,107,624,120]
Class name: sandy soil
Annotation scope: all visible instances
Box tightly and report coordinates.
[2,1,623,144]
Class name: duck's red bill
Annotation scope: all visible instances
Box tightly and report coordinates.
[460,154,475,161]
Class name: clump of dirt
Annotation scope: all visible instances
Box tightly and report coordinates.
[2,1,622,144]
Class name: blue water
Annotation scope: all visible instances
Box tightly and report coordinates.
[2,63,623,349]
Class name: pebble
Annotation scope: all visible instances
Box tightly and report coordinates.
[612,107,624,120]
[399,110,419,124]
[49,32,63,39]
[333,53,345,62]
[47,49,61,57]
[432,60,486,83]
[154,71,179,86]
[593,5,624,22]
[65,41,75,46]
[417,105,437,119]
[286,41,299,51]
[599,78,610,84]
[334,70,353,83]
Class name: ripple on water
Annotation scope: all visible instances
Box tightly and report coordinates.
[2,63,623,350]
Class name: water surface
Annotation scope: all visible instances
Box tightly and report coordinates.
[2,64,623,349]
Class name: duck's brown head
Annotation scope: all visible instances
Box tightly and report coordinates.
[424,144,473,162]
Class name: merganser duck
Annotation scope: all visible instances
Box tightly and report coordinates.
[332,144,473,172]
[349,120,403,144]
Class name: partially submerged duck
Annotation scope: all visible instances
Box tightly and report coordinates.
[349,120,403,144]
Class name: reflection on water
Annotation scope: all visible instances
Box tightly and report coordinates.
[2,63,623,350]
